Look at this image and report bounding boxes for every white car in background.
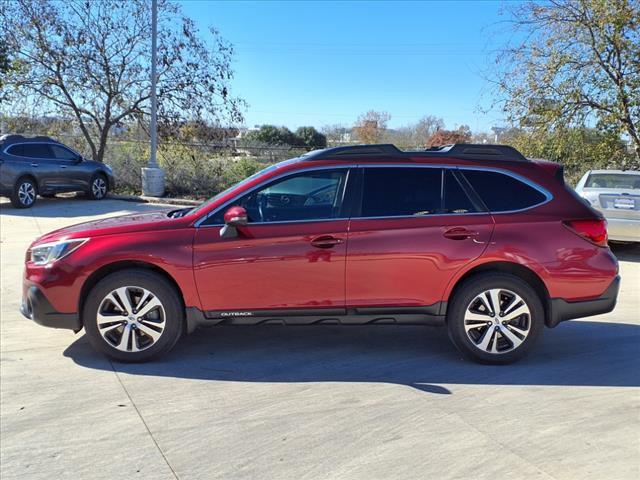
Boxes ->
[575,169,640,243]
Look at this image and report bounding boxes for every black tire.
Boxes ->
[446,273,544,365]
[83,269,184,362]
[10,176,38,208]
[87,173,108,200]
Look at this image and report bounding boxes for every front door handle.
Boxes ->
[310,235,343,248]
[443,227,479,240]
[61,165,67,169]
[31,163,39,167]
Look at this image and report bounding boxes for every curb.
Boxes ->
[109,194,201,206]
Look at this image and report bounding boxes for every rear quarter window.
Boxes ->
[461,170,548,212]
[6,144,25,157]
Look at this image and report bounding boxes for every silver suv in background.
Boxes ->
[575,169,640,243]
[0,135,114,208]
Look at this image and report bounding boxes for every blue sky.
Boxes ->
[179,0,516,133]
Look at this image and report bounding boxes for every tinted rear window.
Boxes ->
[21,143,53,158]
[462,170,547,212]
[585,173,640,190]
[361,168,442,217]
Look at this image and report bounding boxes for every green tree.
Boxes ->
[294,126,327,150]
[493,0,640,157]
[502,127,634,184]
[0,0,244,162]
[0,37,11,93]
[245,125,296,145]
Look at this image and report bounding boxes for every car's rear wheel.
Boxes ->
[447,273,543,364]
[88,173,108,200]
[11,176,38,208]
[83,269,184,362]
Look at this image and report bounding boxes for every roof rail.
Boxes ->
[306,144,404,160]
[437,143,528,161]
[0,134,57,145]
[305,143,528,162]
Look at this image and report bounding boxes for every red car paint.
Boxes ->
[23,150,619,328]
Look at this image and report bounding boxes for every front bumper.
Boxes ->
[20,286,81,331]
[548,275,620,328]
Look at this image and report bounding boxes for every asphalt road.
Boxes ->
[1,196,639,480]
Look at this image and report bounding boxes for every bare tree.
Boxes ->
[493,0,640,156]
[321,124,351,146]
[0,0,244,162]
[353,110,391,144]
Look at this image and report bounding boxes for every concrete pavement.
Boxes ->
[1,196,639,479]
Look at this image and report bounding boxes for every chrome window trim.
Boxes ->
[195,164,353,227]
[2,141,81,160]
[195,163,553,227]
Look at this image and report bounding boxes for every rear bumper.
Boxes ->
[547,275,620,328]
[605,217,640,242]
[20,285,81,331]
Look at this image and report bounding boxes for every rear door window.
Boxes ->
[461,170,548,212]
[21,143,54,159]
[360,168,442,217]
[443,170,479,214]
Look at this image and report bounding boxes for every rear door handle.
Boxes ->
[310,235,343,248]
[443,227,479,240]
[61,165,67,169]
[31,163,39,167]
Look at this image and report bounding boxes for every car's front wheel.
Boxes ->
[11,176,38,208]
[447,273,543,364]
[83,269,184,362]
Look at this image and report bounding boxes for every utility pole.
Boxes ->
[141,0,165,196]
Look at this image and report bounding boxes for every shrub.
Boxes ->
[103,140,271,199]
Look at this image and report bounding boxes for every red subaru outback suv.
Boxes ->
[21,144,620,364]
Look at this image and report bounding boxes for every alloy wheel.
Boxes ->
[96,286,166,352]
[18,182,36,206]
[92,178,107,198]
[464,288,531,354]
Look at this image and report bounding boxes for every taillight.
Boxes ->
[563,219,608,247]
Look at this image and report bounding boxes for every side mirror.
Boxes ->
[220,206,248,238]
[75,154,83,163]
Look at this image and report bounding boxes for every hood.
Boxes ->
[33,209,189,244]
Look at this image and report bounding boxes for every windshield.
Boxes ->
[585,173,640,190]
[188,163,280,217]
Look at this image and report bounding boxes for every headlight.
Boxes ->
[30,239,88,266]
